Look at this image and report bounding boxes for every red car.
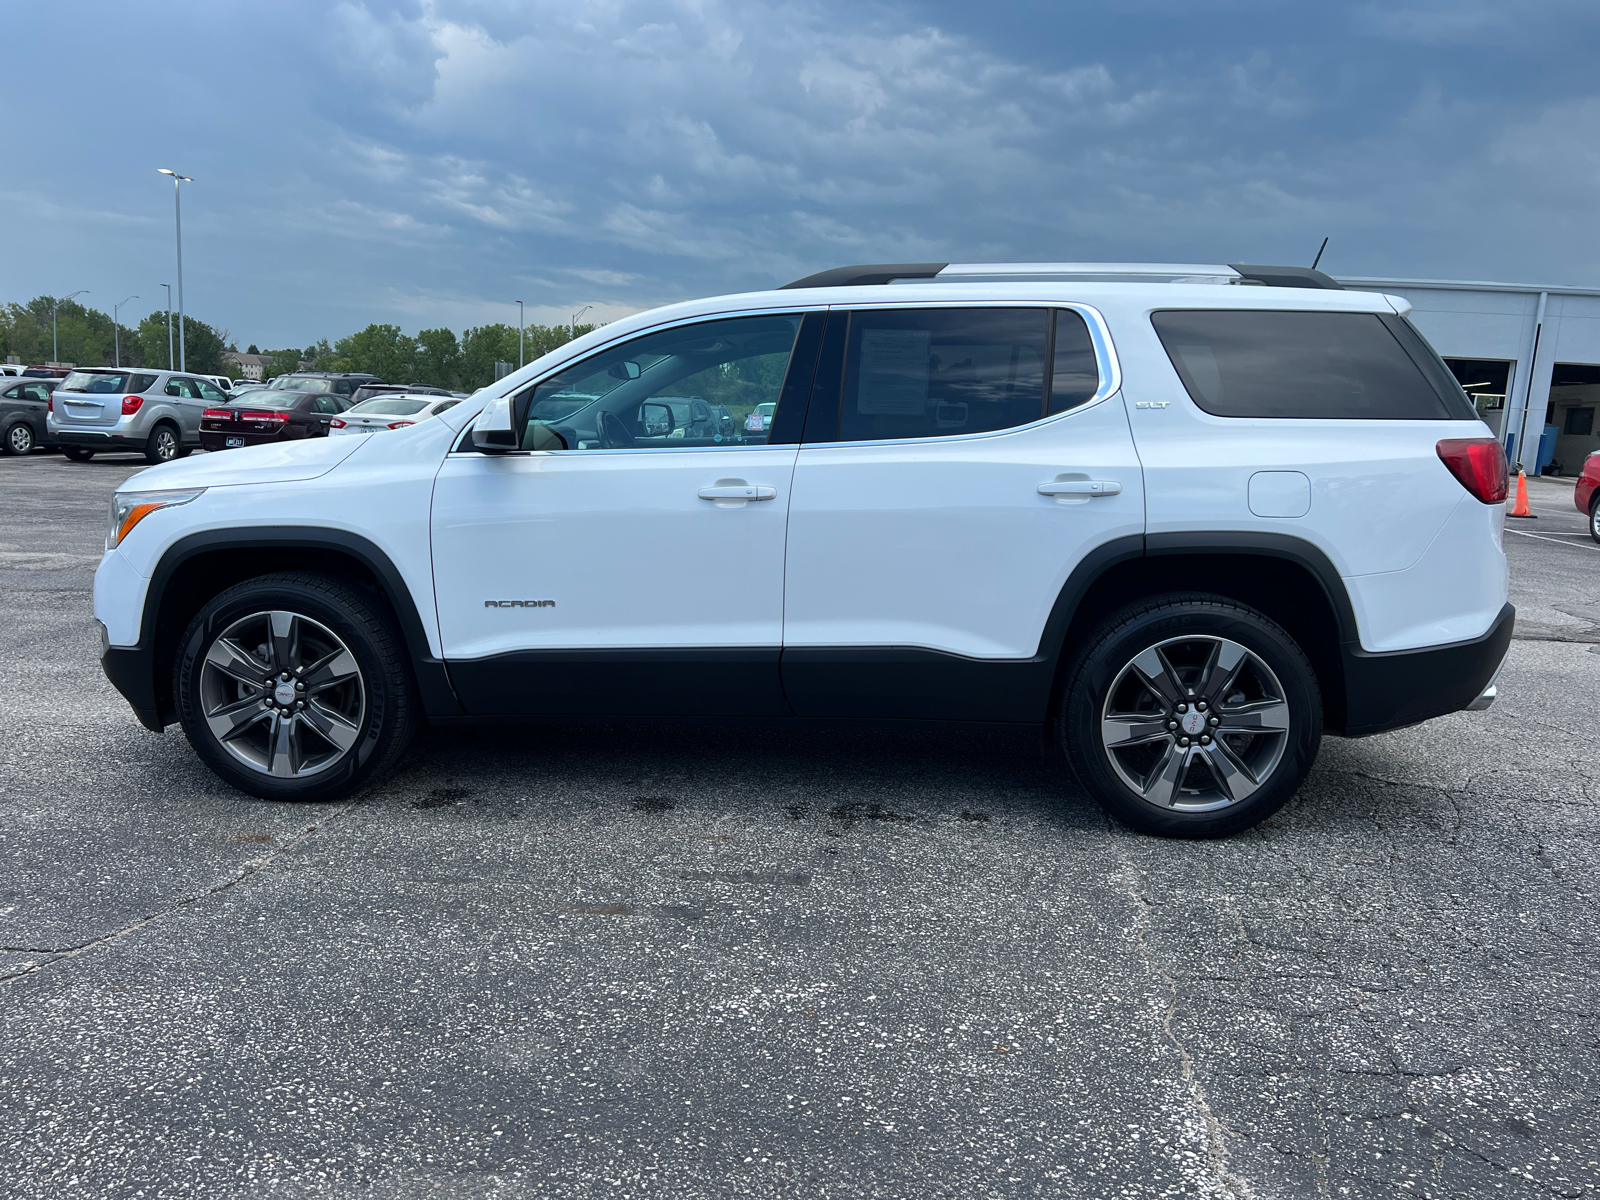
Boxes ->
[199,391,348,450]
[1577,450,1600,543]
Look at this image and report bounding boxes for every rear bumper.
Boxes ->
[1338,603,1514,736]
[199,430,284,449]
[53,429,145,448]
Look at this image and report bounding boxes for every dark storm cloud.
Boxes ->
[3,0,1597,346]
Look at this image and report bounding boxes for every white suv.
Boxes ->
[94,262,1512,837]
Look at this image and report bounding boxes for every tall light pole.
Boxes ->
[570,305,591,340]
[516,300,524,368]
[161,284,173,369]
[53,290,89,365]
[113,295,138,367]
[157,169,193,371]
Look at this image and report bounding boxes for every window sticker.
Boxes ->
[857,328,930,415]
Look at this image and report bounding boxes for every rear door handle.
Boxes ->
[1038,480,1122,497]
[699,485,777,501]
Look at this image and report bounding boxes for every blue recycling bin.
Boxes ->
[1538,424,1558,474]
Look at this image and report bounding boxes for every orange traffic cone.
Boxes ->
[1507,469,1535,519]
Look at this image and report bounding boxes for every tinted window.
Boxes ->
[165,378,199,399]
[1050,310,1099,414]
[313,395,341,414]
[61,370,135,393]
[835,308,1048,443]
[1151,310,1465,420]
[2,385,17,399]
[514,314,802,451]
[21,384,52,402]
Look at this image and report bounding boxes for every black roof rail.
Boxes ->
[1229,264,1344,290]
[780,262,949,289]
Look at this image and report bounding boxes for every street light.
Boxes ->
[161,284,173,369]
[113,295,139,367]
[52,290,89,365]
[157,169,193,371]
[516,300,524,368]
[571,305,591,340]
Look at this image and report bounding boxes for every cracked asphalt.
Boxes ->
[2,454,1597,1199]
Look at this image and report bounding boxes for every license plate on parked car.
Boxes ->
[225,437,244,448]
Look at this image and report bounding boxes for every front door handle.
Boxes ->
[1038,480,1122,497]
[699,485,776,501]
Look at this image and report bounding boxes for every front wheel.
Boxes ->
[1056,594,1322,838]
[1589,494,1600,545]
[174,572,418,801]
[2,422,34,456]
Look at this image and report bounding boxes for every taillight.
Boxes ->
[240,411,288,424]
[1437,438,1509,504]
[122,395,144,415]
[387,421,414,429]
[202,408,232,420]
[330,418,346,428]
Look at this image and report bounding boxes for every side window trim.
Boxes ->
[799,302,1120,448]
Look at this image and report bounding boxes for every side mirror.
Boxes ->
[638,401,674,438]
[607,360,642,381]
[471,394,519,452]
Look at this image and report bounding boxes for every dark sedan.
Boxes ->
[199,391,350,451]
[1,377,58,455]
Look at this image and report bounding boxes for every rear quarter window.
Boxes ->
[1151,310,1475,420]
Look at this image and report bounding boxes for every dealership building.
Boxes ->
[1340,274,1600,475]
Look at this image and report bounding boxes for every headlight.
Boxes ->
[107,488,205,550]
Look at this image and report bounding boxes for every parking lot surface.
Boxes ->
[2,454,1597,1199]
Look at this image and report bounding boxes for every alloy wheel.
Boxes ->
[8,424,32,454]
[155,428,178,461]
[1099,635,1291,813]
[198,610,366,778]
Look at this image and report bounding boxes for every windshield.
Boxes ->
[61,370,135,393]
[230,392,302,410]
[269,376,336,393]
[349,397,429,416]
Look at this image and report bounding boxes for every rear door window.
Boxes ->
[809,308,1101,443]
[194,378,227,402]
[1151,310,1474,420]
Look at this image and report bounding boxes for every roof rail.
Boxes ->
[778,262,1345,290]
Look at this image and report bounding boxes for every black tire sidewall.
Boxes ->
[1060,596,1321,838]
[1590,494,1600,545]
[175,575,408,802]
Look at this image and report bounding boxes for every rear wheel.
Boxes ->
[144,423,180,464]
[174,572,417,801]
[61,446,95,462]
[1589,494,1599,545]
[2,422,33,456]
[1056,593,1321,838]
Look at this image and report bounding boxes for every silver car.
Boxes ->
[47,368,229,463]
[329,394,461,436]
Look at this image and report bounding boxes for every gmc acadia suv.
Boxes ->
[94,262,1512,837]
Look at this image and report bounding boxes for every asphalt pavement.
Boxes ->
[2,451,1597,1199]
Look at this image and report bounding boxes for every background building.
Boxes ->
[1340,275,1600,475]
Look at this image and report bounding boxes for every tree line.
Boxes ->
[0,296,596,392]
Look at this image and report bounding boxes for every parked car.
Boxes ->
[0,377,58,455]
[348,383,466,406]
[658,396,717,439]
[330,395,461,436]
[707,403,736,439]
[265,372,380,398]
[1577,450,1600,543]
[93,260,1512,839]
[25,365,72,379]
[48,368,229,462]
[199,391,349,451]
[0,364,27,378]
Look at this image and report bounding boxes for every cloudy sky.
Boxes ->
[5,0,1598,348]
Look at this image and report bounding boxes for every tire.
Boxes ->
[61,446,95,462]
[144,423,180,464]
[174,572,418,802]
[1589,495,1600,546]
[2,422,33,456]
[1056,593,1321,838]
[176,445,194,458]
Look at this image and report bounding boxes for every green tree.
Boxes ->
[457,321,595,391]
[415,327,462,388]
[333,324,417,383]
[246,344,259,355]
[265,348,302,379]
[133,312,177,370]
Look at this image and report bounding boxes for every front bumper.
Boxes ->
[102,642,165,732]
[1338,603,1515,736]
